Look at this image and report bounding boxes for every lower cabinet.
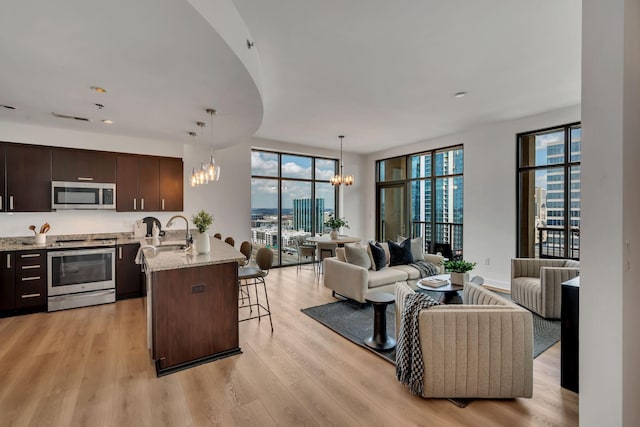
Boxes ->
[15,250,47,309]
[116,244,143,300]
[0,251,16,312]
[1,250,47,315]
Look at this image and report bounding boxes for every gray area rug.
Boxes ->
[301,291,560,407]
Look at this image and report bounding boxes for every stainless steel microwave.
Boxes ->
[51,181,116,210]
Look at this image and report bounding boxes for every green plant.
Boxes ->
[324,215,349,230]
[444,260,476,273]
[191,210,214,233]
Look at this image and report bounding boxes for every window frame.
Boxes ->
[251,149,338,267]
[516,122,581,259]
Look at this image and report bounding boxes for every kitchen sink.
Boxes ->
[153,244,188,252]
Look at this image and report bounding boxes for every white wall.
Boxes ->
[364,105,581,288]
[581,0,640,424]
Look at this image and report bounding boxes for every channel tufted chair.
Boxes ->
[511,258,580,319]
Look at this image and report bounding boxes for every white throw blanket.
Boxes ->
[395,292,441,395]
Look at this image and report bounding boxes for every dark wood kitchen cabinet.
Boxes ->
[52,147,116,183]
[116,154,160,212]
[0,251,15,312]
[5,144,52,212]
[0,143,6,212]
[14,250,47,310]
[159,157,183,211]
[116,243,143,300]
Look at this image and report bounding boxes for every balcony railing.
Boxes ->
[411,221,463,259]
[537,226,580,259]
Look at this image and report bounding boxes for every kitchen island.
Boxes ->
[143,237,245,376]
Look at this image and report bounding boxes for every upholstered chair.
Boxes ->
[394,282,533,399]
[511,258,580,319]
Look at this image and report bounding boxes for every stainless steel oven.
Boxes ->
[47,247,116,311]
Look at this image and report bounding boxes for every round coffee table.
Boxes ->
[417,274,463,304]
[364,292,396,351]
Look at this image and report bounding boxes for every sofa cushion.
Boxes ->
[368,268,408,288]
[391,264,422,280]
[368,242,387,271]
[344,245,372,269]
[388,239,413,266]
[335,247,346,262]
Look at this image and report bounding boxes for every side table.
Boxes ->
[364,292,396,351]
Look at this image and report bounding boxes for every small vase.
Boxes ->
[330,229,339,239]
[195,231,211,254]
[449,272,469,286]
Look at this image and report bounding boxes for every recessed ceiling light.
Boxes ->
[102,119,113,124]
[1,104,16,110]
[90,86,107,93]
[454,91,467,98]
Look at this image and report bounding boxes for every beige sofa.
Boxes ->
[395,281,533,399]
[511,258,580,319]
[323,243,445,303]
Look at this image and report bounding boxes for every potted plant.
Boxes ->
[191,210,214,254]
[444,259,477,285]
[324,215,349,239]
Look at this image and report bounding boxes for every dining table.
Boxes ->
[305,235,361,246]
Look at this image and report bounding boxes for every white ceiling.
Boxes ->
[0,0,581,154]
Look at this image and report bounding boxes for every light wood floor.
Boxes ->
[0,266,578,427]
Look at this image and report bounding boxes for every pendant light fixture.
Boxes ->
[205,108,221,181]
[330,135,354,186]
[189,107,221,187]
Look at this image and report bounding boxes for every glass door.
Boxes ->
[378,185,406,242]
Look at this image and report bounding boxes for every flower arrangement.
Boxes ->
[444,260,476,273]
[191,210,214,233]
[324,214,349,230]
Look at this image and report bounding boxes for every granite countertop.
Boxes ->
[0,230,191,252]
[142,236,245,272]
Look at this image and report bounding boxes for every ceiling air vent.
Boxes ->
[51,112,91,122]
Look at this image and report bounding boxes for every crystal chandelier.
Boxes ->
[190,108,221,187]
[330,135,354,186]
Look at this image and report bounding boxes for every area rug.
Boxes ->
[301,294,560,407]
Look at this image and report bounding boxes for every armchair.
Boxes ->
[511,258,580,319]
[394,282,533,398]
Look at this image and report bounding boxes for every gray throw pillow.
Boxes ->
[344,245,372,269]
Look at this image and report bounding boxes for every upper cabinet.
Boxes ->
[117,154,172,212]
[52,147,116,183]
[159,158,183,211]
[5,144,51,212]
[0,143,5,211]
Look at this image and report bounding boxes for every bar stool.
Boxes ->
[225,236,235,247]
[238,247,274,331]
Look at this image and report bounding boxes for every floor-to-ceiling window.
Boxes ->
[376,145,464,259]
[251,150,338,266]
[517,123,581,259]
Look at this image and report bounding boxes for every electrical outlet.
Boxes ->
[484,257,490,265]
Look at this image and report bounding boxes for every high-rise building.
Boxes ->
[293,198,324,233]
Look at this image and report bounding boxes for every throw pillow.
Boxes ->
[387,239,414,266]
[368,241,387,271]
[344,245,372,269]
[366,244,377,271]
[403,236,424,262]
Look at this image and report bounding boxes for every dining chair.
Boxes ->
[238,247,274,332]
[316,242,338,274]
[294,238,316,275]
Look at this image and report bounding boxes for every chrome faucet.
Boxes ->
[166,215,193,247]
